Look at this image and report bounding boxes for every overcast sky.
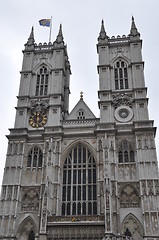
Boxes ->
[0,0,159,186]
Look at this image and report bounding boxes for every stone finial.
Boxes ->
[98,19,108,43]
[80,91,83,100]
[130,16,140,38]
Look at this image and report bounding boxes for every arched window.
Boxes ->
[118,140,135,163]
[27,147,43,168]
[77,109,85,120]
[35,66,49,96]
[61,144,97,216]
[114,60,128,90]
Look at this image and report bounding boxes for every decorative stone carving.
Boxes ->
[13,186,18,200]
[141,181,147,195]
[1,186,6,200]
[7,186,13,200]
[120,185,140,208]
[112,93,133,109]
[21,188,39,212]
[30,99,49,112]
[147,180,154,195]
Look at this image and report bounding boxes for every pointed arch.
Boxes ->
[26,145,43,169]
[110,54,130,66]
[35,65,49,96]
[111,56,130,90]
[33,60,52,73]
[61,139,97,166]
[118,139,135,163]
[121,213,144,240]
[61,141,97,216]
[16,216,37,240]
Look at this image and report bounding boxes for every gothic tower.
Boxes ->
[0,18,159,240]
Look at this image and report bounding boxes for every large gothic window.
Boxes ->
[27,147,43,168]
[35,66,49,96]
[61,144,97,216]
[114,60,128,90]
[118,140,135,163]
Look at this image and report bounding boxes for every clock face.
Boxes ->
[29,111,47,128]
[114,105,133,123]
[119,108,129,118]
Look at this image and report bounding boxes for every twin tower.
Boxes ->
[0,17,159,240]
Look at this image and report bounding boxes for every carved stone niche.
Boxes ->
[121,214,144,240]
[16,216,37,240]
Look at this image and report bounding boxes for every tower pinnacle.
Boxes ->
[98,20,108,43]
[130,16,140,38]
[26,26,35,46]
[54,24,64,45]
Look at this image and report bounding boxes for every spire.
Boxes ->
[26,26,35,46]
[53,24,64,46]
[130,16,140,38]
[98,20,108,43]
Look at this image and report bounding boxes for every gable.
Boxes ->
[67,98,96,120]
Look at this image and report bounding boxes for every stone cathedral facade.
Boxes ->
[0,17,159,240]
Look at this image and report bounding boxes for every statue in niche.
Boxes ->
[137,136,142,149]
[124,228,132,237]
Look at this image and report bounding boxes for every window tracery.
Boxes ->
[27,147,43,168]
[114,60,128,90]
[35,66,49,96]
[61,144,97,216]
[118,140,135,163]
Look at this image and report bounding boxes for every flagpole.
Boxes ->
[49,16,52,42]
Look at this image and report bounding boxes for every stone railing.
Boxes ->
[63,118,100,126]
[104,237,133,240]
[48,215,104,223]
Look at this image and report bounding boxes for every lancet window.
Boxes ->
[61,144,97,216]
[118,140,135,163]
[35,66,49,96]
[27,147,43,168]
[114,60,128,90]
[77,109,85,120]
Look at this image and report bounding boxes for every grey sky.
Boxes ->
[0,0,159,185]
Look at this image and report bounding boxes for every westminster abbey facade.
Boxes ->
[0,17,159,240]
